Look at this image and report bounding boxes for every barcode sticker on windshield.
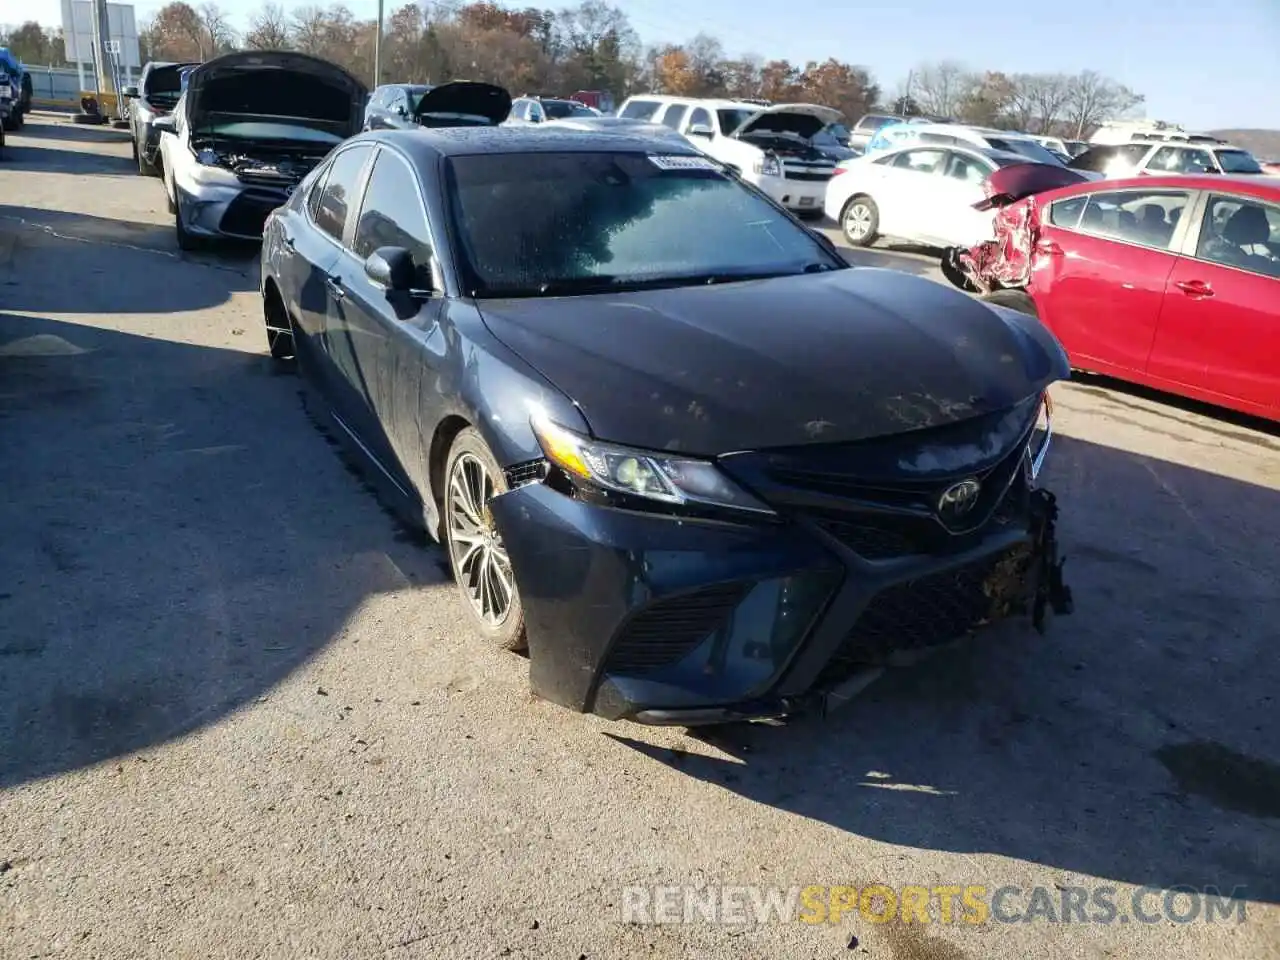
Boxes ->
[647,154,722,171]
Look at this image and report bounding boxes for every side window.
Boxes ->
[919,132,959,145]
[353,150,434,286]
[944,152,991,183]
[891,149,946,174]
[661,104,688,130]
[510,100,526,120]
[307,163,332,221]
[687,107,712,131]
[1149,146,1214,174]
[1076,190,1191,250]
[529,102,544,123]
[619,99,660,120]
[1195,195,1280,279]
[371,88,389,108]
[314,145,372,243]
[1048,196,1087,228]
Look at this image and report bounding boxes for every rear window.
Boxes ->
[855,115,896,133]
[984,137,1064,165]
[543,100,594,120]
[145,65,187,101]
[1068,144,1147,173]
[717,108,757,135]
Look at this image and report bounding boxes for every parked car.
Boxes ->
[257,124,1073,724]
[122,61,199,176]
[153,51,370,250]
[824,143,1047,248]
[846,113,903,150]
[0,46,26,131]
[508,96,598,123]
[941,170,1280,422]
[1068,140,1266,179]
[811,122,860,161]
[615,95,842,216]
[364,83,433,130]
[866,122,1067,166]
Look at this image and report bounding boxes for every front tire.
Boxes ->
[840,195,879,247]
[174,203,198,251]
[138,143,159,177]
[444,428,527,652]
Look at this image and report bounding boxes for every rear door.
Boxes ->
[328,145,447,497]
[1031,186,1194,375]
[1148,192,1280,415]
[935,150,998,246]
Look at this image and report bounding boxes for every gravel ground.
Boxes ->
[1,115,1278,960]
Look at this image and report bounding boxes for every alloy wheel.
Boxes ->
[447,452,516,627]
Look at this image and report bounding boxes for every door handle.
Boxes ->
[324,275,346,300]
[1174,279,1214,299]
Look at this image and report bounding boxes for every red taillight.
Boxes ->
[831,167,848,176]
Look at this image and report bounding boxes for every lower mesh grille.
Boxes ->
[505,459,547,487]
[219,193,283,237]
[817,546,1032,686]
[605,582,751,676]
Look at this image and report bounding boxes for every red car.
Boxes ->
[942,168,1280,422]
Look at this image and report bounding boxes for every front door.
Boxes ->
[1148,192,1280,416]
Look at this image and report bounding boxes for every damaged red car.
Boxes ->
[942,167,1280,422]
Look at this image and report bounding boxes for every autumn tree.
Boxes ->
[1064,70,1143,138]
[0,21,66,65]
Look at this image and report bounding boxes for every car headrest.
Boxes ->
[1222,204,1271,245]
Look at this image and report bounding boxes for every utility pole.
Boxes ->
[373,0,384,87]
[90,0,115,99]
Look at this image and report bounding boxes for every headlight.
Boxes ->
[1027,392,1053,481]
[752,153,782,178]
[531,414,775,516]
[188,149,240,186]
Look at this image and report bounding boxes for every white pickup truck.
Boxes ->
[615,95,842,216]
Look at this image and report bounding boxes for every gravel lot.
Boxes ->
[2,115,1278,960]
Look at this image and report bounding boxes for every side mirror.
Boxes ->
[687,124,713,138]
[395,104,407,117]
[152,114,176,134]
[122,85,139,98]
[364,246,431,297]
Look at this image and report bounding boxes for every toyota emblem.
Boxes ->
[937,478,982,523]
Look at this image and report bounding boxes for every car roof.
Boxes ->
[378,82,431,91]
[357,126,704,160]
[623,94,760,111]
[1048,173,1280,201]
[872,142,1029,164]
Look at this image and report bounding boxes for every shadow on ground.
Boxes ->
[609,432,1280,904]
[0,138,136,175]
[0,313,449,790]
[16,116,134,144]
[0,203,258,312]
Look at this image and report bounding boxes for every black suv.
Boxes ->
[122,61,197,176]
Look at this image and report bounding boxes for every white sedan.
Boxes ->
[823,143,1033,249]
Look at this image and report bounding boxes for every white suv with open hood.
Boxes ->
[615,95,842,215]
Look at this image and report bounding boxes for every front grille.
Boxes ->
[817,545,1032,686]
[218,193,285,238]
[604,582,751,676]
[785,170,834,182]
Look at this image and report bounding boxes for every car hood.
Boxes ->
[733,103,844,141]
[414,81,511,125]
[185,51,366,132]
[477,268,1069,455]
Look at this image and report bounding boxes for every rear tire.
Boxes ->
[981,289,1038,317]
[840,195,879,247]
[443,428,527,653]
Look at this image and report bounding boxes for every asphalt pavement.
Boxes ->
[2,115,1278,960]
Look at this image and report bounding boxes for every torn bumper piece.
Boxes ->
[489,471,1073,726]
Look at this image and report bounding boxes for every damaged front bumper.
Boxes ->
[490,426,1073,725]
[175,181,292,241]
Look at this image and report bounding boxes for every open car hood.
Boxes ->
[973,162,1089,211]
[413,81,511,126]
[734,103,844,140]
[185,51,366,134]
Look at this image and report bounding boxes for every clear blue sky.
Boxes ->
[15,0,1280,130]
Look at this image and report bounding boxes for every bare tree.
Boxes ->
[244,2,291,49]
[198,2,236,54]
[909,61,973,118]
[1028,73,1072,133]
[1064,70,1143,138]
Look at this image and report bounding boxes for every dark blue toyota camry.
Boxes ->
[259,107,1073,726]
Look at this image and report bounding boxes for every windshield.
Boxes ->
[856,114,896,132]
[197,120,343,144]
[406,87,433,112]
[543,100,595,119]
[146,65,189,104]
[717,108,756,134]
[446,151,843,298]
[984,137,1065,166]
[1216,149,1263,174]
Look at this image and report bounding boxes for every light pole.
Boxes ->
[373,0,384,87]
